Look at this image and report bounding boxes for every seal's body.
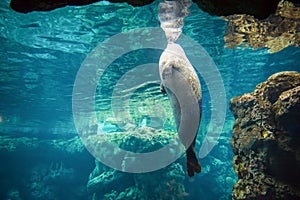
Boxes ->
[159,43,202,177]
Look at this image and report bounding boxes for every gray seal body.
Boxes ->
[159,43,202,177]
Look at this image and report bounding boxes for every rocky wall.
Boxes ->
[230,71,300,199]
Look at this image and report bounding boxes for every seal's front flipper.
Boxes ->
[160,83,166,95]
[186,146,201,177]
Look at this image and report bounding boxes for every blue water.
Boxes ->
[0,0,299,199]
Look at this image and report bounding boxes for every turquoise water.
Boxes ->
[0,0,299,199]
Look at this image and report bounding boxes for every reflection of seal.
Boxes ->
[159,43,202,177]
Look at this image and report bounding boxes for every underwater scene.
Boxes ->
[1,0,300,199]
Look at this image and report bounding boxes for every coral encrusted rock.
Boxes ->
[230,71,300,200]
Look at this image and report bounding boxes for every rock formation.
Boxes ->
[85,127,188,200]
[0,135,94,199]
[223,0,300,53]
[88,160,187,200]
[230,71,300,199]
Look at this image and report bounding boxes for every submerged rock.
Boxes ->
[0,135,86,155]
[230,71,300,199]
[0,135,94,199]
[89,160,186,200]
[85,127,188,200]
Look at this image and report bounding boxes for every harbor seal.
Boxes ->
[159,43,202,177]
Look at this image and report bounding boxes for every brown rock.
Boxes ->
[230,71,300,199]
[273,86,300,128]
[223,0,300,53]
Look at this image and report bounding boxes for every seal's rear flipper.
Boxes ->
[186,147,201,177]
